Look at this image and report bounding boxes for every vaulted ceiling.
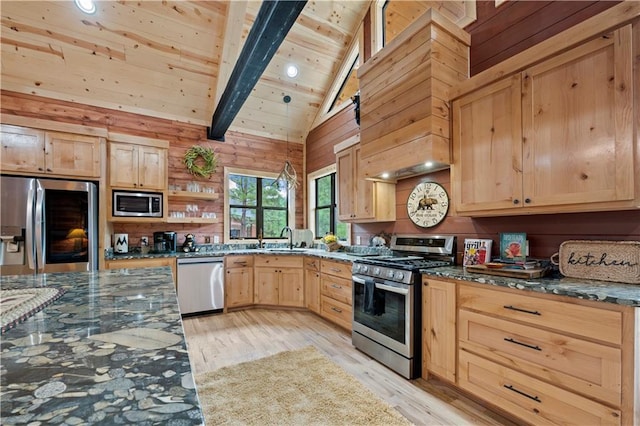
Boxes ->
[1,1,475,144]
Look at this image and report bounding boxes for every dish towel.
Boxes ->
[364,278,375,313]
[363,279,385,316]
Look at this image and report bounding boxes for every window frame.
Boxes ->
[224,167,295,244]
[307,165,351,244]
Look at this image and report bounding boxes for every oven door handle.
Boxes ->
[375,283,409,295]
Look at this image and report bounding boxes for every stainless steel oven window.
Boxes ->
[352,275,414,357]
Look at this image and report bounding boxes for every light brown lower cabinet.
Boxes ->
[224,255,254,309]
[253,255,304,307]
[458,351,621,425]
[319,259,352,330]
[455,282,637,426]
[304,257,321,314]
[422,277,456,383]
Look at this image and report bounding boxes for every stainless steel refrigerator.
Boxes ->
[1,175,98,275]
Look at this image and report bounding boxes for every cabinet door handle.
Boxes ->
[513,199,520,205]
[503,385,541,403]
[331,307,342,313]
[524,198,531,204]
[504,337,541,351]
[503,305,541,316]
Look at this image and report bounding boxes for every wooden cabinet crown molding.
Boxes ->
[1,115,108,138]
[107,132,169,149]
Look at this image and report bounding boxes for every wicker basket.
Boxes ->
[551,240,640,284]
[325,242,343,252]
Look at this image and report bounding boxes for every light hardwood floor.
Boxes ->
[183,308,517,426]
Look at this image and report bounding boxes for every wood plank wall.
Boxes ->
[0,90,304,248]
[465,0,621,76]
[306,3,639,261]
[353,171,640,261]
[306,103,359,172]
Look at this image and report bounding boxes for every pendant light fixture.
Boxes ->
[274,95,298,190]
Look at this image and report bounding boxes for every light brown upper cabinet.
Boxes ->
[108,135,168,191]
[1,124,101,178]
[336,141,395,223]
[452,25,636,216]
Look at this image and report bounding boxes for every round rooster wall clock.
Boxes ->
[406,182,449,228]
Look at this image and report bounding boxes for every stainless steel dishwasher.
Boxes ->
[176,256,224,316]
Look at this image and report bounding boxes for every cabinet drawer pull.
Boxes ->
[330,306,343,313]
[503,305,541,316]
[504,337,541,351]
[331,284,341,289]
[503,385,541,403]
[329,267,341,273]
[233,261,247,265]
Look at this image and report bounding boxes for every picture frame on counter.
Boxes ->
[499,233,527,263]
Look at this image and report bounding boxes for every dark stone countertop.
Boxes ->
[105,246,384,263]
[105,247,640,307]
[422,266,640,307]
[0,267,203,425]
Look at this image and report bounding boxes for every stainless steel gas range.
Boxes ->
[351,234,456,379]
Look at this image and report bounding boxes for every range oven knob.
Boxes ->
[373,267,381,276]
[386,270,394,279]
[360,265,368,273]
[395,271,405,281]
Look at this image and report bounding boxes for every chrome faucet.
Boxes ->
[280,226,293,250]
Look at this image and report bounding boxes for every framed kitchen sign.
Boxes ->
[553,240,640,284]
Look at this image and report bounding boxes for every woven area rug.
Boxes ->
[195,346,412,426]
[1,287,65,333]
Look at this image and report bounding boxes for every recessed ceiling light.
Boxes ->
[286,64,299,78]
[381,172,390,179]
[75,0,96,14]
[425,161,433,168]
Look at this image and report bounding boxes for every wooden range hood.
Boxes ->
[357,9,470,180]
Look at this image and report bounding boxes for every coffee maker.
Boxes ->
[153,231,177,253]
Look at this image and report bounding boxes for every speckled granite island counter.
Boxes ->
[0,267,203,425]
[422,266,640,306]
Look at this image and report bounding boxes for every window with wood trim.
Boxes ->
[227,172,290,240]
[308,166,349,243]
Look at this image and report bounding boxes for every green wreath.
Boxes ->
[183,145,218,179]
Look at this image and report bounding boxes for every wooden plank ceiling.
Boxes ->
[1,1,474,144]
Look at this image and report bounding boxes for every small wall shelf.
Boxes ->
[168,190,219,200]
[166,217,219,224]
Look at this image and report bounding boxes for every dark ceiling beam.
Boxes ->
[207,0,308,141]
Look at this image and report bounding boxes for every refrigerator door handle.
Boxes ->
[34,179,45,271]
[26,179,37,270]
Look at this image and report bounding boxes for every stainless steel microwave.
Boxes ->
[113,190,163,217]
